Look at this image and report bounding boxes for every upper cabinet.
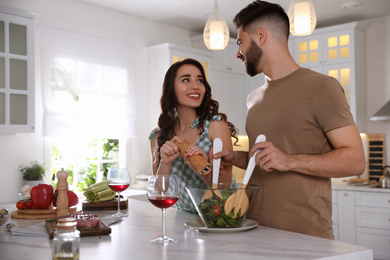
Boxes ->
[293,28,356,68]
[210,39,245,74]
[290,22,368,132]
[0,8,38,134]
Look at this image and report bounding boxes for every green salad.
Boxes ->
[198,190,244,228]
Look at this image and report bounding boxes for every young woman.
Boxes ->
[149,58,237,212]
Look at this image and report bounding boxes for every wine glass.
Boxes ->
[107,168,131,218]
[147,175,180,244]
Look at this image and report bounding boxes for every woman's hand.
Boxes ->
[183,144,208,161]
[160,136,183,164]
[183,144,208,170]
[183,144,211,183]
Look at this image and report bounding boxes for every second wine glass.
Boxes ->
[107,168,131,218]
[147,174,180,244]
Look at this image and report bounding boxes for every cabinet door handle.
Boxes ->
[344,193,348,197]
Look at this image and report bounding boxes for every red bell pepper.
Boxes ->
[53,190,79,207]
[30,184,54,209]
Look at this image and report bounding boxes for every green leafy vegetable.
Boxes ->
[198,190,244,228]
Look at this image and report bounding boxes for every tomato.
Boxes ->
[30,184,54,209]
[16,200,25,210]
[223,200,226,205]
[213,205,221,209]
[52,190,79,207]
[213,208,221,216]
[25,200,33,209]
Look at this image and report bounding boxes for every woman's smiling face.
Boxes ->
[174,64,206,109]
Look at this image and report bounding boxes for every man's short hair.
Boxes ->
[233,0,290,40]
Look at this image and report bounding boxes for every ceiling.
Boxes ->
[79,0,390,37]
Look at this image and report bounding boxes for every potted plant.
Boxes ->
[20,161,47,187]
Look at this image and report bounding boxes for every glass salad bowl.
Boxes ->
[186,183,259,228]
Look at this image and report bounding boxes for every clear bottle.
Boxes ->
[52,217,80,260]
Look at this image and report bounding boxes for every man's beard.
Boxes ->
[246,40,263,77]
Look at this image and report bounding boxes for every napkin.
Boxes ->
[100,216,122,226]
[11,222,49,237]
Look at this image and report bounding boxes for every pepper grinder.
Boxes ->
[56,169,69,217]
[175,137,211,176]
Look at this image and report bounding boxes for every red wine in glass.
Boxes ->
[147,175,180,244]
[108,183,130,192]
[107,168,131,218]
[148,196,178,209]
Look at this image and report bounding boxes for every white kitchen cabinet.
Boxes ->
[355,192,390,259]
[211,38,245,74]
[291,21,367,133]
[148,43,212,129]
[293,27,357,67]
[0,8,37,133]
[337,190,356,244]
[332,187,390,260]
[211,69,247,134]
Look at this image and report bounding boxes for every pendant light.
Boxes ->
[203,0,229,50]
[287,0,317,36]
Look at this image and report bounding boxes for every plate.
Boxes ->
[185,218,258,233]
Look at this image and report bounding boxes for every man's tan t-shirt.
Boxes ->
[245,68,356,239]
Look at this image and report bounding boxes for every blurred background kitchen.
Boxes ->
[0,0,389,202]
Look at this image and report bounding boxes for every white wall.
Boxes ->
[0,0,198,203]
[366,16,390,165]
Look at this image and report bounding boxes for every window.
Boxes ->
[39,26,137,189]
[50,138,122,191]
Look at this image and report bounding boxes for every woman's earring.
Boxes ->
[174,108,179,117]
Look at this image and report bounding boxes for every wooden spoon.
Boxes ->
[224,135,266,218]
[202,138,223,201]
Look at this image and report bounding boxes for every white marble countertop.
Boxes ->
[0,192,373,260]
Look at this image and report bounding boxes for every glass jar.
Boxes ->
[52,217,80,260]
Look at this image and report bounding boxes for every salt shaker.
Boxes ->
[52,217,80,260]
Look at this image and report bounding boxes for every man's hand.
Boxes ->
[213,149,249,170]
[249,141,292,172]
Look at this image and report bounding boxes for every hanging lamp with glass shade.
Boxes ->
[203,0,229,50]
[287,0,317,36]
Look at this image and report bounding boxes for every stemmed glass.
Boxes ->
[147,175,180,244]
[107,168,131,218]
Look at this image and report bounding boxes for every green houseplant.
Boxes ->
[20,161,47,186]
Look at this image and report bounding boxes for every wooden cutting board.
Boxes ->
[45,219,111,239]
[11,207,79,219]
[82,197,128,210]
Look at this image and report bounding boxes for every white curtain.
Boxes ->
[39,25,137,138]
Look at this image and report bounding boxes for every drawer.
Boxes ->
[356,227,390,260]
[356,206,390,229]
[355,191,390,208]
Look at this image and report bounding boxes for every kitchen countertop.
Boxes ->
[332,180,390,193]
[0,192,373,260]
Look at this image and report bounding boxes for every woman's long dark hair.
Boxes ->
[153,58,238,161]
